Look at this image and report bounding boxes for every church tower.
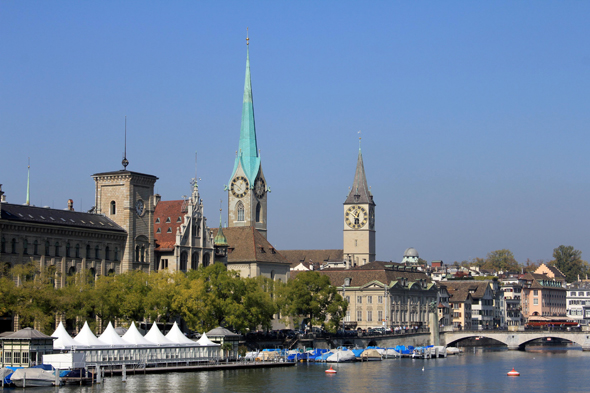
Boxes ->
[226,37,268,238]
[343,142,375,267]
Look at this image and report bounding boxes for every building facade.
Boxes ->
[520,273,566,320]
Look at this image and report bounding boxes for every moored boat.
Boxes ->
[10,367,56,387]
[360,349,382,361]
[326,349,356,363]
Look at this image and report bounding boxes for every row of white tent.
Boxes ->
[52,321,220,350]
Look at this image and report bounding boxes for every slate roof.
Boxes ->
[520,273,566,290]
[3,327,55,340]
[280,249,344,268]
[0,203,125,233]
[210,227,290,265]
[91,169,158,181]
[154,200,185,251]
[292,261,432,289]
[344,148,374,205]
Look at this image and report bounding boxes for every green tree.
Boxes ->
[278,271,347,332]
[551,245,589,283]
[11,263,56,333]
[482,249,519,272]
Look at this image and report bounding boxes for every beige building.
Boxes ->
[447,285,473,330]
[520,272,566,320]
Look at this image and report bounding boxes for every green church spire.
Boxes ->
[229,35,261,185]
[26,158,30,206]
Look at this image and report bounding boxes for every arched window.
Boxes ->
[94,245,100,260]
[54,242,60,257]
[256,202,261,223]
[107,269,115,276]
[67,266,76,276]
[33,240,38,255]
[114,247,119,261]
[180,251,188,271]
[105,246,110,261]
[110,201,116,215]
[75,244,80,258]
[135,246,140,262]
[202,253,210,268]
[86,244,91,258]
[65,243,71,258]
[237,201,245,221]
[23,239,28,255]
[45,241,51,256]
[191,253,198,270]
[11,238,17,254]
[141,246,145,262]
[0,237,5,253]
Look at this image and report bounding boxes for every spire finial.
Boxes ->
[26,157,30,205]
[122,116,129,169]
[246,27,249,46]
[358,130,362,150]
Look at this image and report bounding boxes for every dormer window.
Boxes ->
[176,217,182,223]
[167,228,172,233]
[156,218,160,224]
[166,217,171,223]
[156,228,161,234]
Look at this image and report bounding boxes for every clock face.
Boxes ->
[345,205,368,229]
[135,200,145,216]
[254,178,266,199]
[230,176,249,198]
[369,208,375,229]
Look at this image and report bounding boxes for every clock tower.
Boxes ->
[343,143,375,267]
[226,39,268,238]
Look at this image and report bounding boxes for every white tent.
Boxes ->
[51,322,85,350]
[165,322,195,345]
[196,332,219,347]
[74,322,106,347]
[122,322,153,346]
[99,322,132,346]
[144,322,175,346]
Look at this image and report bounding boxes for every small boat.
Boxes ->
[326,349,356,363]
[360,349,382,361]
[446,347,463,355]
[10,368,56,387]
[382,348,401,358]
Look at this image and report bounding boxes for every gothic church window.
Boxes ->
[191,253,198,270]
[256,203,261,222]
[110,201,116,215]
[180,252,187,271]
[237,201,244,221]
[135,246,140,261]
[141,246,145,262]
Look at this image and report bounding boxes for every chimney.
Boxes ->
[67,199,74,211]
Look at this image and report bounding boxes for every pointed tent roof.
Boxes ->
[344,146,374,205]
[99,322,132,346]
[229,46,261,185]
[196,332,220,347]
[74,322,105,347]
[52,322,83,350]
[165,322,196,346]
[144,322,175,346]
[121,322,153,346]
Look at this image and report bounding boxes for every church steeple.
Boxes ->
[229,43,261,185]
[345,142,373,205]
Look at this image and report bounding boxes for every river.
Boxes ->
[23,346,590,393]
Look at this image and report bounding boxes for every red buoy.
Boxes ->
[507,368,520,377]
[325,366,337,374]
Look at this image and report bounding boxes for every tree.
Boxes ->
[278,271,347,332]
[482,249,519,272]
[551,245,589,283]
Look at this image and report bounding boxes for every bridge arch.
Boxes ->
[443,331,590,351]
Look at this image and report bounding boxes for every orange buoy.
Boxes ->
[507,368,520,377]
[325,366,337,374]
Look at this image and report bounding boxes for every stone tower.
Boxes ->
[92,169,158,272]
[226,42,268,238]
[343,144,376,267]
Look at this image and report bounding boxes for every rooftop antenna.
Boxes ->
[26,157,30,205]
[122,116,129,169]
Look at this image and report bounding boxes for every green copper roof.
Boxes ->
[214,214,228,247]
[229,46,261,185]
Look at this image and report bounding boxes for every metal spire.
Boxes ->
[26,158,30,205]
[122,116,129,169]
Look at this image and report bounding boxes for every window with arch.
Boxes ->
[105,246,110,261]
[191,253,198,270]
[0,237,5,253]
[66,243,71,258]
[33,240,38,255]
[114,247,119,261]
[202,253,210,267]
[67,266,76,276]
[75,244,80,258]
[237,201,245,221]
[11,238,17,254]
[23,239,28,255]
[54,242,60,257]
[141,246,145,262]
[46,241,51,256]
[110,201,116,215]
[135,246,140,262]
[256,202,261,223]
[86,244,91,258]
[180,251,188,271]
[94,245,100,260]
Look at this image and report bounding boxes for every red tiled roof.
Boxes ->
[154,200,184,251]
[210,227,290,265]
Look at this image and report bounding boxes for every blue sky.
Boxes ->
[1,1,589,265]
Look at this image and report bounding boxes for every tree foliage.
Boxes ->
[551,245,589,283]
[482,249,520,272]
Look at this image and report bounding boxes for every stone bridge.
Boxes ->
[442,330,590,351]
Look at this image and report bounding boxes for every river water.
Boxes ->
[24,346,590,393]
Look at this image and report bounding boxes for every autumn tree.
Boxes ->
[551,245,589,283]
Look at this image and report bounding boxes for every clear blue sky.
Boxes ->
[2,1,589,265]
